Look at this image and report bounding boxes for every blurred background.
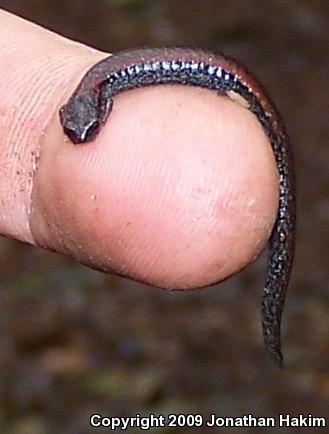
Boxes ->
[0,1,328,433]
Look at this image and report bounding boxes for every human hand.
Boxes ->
[0,9,278,289]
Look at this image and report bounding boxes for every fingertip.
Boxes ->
[31,83,279,289]
[0,11,278,289]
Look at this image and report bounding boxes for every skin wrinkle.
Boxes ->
[27,68,80,240]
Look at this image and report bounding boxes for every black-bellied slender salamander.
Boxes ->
[59,47,296,368]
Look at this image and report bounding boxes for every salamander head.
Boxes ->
[59,93,102,144]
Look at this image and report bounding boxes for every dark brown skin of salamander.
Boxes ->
[59,47,296,368]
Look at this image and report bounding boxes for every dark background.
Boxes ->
[0,1,328,433]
